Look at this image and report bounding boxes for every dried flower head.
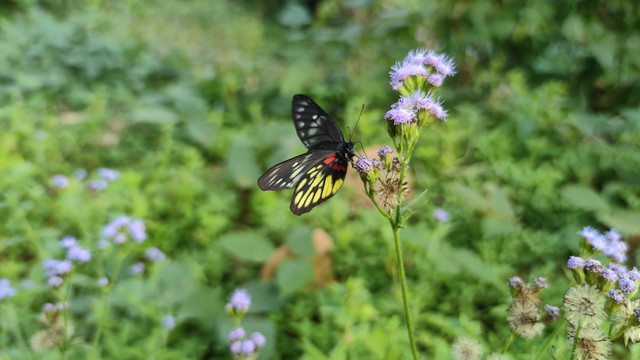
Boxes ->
[533,277,547,290]
[563,285,605,328]
[373,170,408,212]
[451,336,483,360]
[572,327,610,360]
[507,301,544,338]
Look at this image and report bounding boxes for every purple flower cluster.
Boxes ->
[0,279,16,300]
[101,216,148,245]
[389,48,456,90]
[384,91,448,125]
[226,289,251,313]
[355,157,383,174]
[50,174,69,189]
[163,315,176,330]
[433,208,450,222]
[44,236,92,288]
[578,227,627,262]
[49,167,120,193]
[228,327,266,358]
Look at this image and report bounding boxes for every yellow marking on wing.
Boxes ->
[332,178,343,193]
[304,191,315,208]
[311,174,323,188]
[299,189,312,208]
[313,186,322,203]
[294,191,304,205]
[323,176,333,198]
[298,178,307,188]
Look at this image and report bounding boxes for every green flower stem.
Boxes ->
[501,331,515,354]
[569,322,582,360]
[535,322,566,360]
[390,222,419,360]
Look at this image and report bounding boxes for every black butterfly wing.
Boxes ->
[292,94,346,150]
[289,151,349,215]
[258,150,334,191]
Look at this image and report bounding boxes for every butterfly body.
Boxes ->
[258,95,355,215]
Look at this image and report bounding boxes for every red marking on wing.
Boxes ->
[323,153,337,165]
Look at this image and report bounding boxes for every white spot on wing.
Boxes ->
[312,115,318,119]
[297,107,305,112]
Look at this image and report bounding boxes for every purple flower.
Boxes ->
[355,158,374,174]
[250,332,266,348]
[42,303,56,313]
[371,159,384,170]
[130,262,145,275]
[389,60,428,89]
[604,239,628,263]
[628,267,640,281]
[103,216,131,238]
[87,179,108,192]
[425,53,456,76]
[508,276,524,289]
[385,96,416,125]
[162,315,175,330]
[97,167,120,181]
[228,327,246,342]
[605,229,621,242]
[567,256,585,269]
[409,91,447,120]
[600,269,618,282]
[97,277,109,287]
[405,48,430,64]
[129,220,147,242]
[433,208,450,222]
[43,259,61,276]
[377,146,392,157]
[228,289,251,312]
[60,236,77,248]
[427,74,444,87]
[533,277,547,289]
[578,226,599,242]
[56,260,74,274]
[544,305,559,320]
[67,246,91,262]
[635,307,640,322]
[585,259,603,273]
[72,168,87,180]
[619,277,637,294]
[589,235,608,252]
[50,174,69,189]
[230,341,242,354]
[145,247,166,261]
[607,289,626,304]
[241,339,256,354]
[608,263,627,276]
[0,279,16,300]
[48,276,63,288]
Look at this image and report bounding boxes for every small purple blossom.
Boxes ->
[0,279,17,300]
[605,229,621,242]
[635,307,640,322]
[600,269,618,282]
[389,60,428,89]
[129,220,147,242]
[230,341,242,354]
[42,303,56,313]
[385,96,417,125]
[508,276,524,289]
[533,277,547,289]
[103,216,131,238]
[377,146,392,157]
[578,226,599,242]
[544,305,560,320]
[228,289,251,312]
[405,48,430,64]
[97,277,109,287]
[48,276,63,288]
[60,236,77,248]
[608,263,627,276]
[433,208,450,222]
[67,246,91,262]
[145,247,166,261]
[72,168,87,180]
[241,339,256,354]
[567,256,585,269]
[97,167,120,181]
[589,235,608,252]
[250,332,266,348]
[56,260,74,274]
[432,54,457,76]
[619,277,637,294]
[228,327,246,343]
[628,267,640,282]
[130,262,145,275]
[604,239,628,263]
[427,73,444,87]
[87,179,108,192]
[409,91,447,120]
[371,159,384,170]
[50,174,69,189]
[607,289,626,304]
[585,259,603,273]
[43,259,61,276]
[355,158,374,174]
[162,315,175,330]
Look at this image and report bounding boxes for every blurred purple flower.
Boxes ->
[433,208,450,222]
[145,247,166,261]
[250,332,266,348]
[228,327,246,343]
[0,279,17,299]
[97,167,120,181]
[67,246,91,263]
[50,174,69,189]
[130,262,145,275]
[228,289,251,312]
[60,236,77,248]
[87,179,108,192]
[162,315,175,330]
[355,158,374,174]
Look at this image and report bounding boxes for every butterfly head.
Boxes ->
[339,140,356,165]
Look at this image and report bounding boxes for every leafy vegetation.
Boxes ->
[0,0,638,359]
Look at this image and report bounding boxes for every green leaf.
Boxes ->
[481,216,520,238]
[130,106,178,124]
[400,188,429,222]
[177,287,222,325]
[286,226,315,257]
[186,120,216,147]
[219,231,274,262]
[448,183,487,211]
[487,186,515,219]
[276,259,313,296]
[226,135,261,189]
[597,211,640,235]
[561,185,610,212]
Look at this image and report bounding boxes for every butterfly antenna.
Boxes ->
[349,103,365,141]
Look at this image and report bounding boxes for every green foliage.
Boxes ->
[0,0,639,359]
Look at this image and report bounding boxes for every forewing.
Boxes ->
[289,153,349,215]
[292,94,345,150]
[258,151,333,191]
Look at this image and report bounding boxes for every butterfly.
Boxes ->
[258,94,356,215]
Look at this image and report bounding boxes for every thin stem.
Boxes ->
[569,322,582,360]
[535,322,566,360]
[501,331,515,354]
[391,223,419,360]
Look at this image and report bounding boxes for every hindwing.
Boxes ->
[289,152,349,215]
[257,150,334,191]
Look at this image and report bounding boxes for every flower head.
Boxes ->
[606,289,626,304]
[60,236,77,248]
[240,339,256,355]
[373,170,408,212]
[145,247,166,261]
[533,277,547,290]
[377,146,392,157]
[0,279,17,300]
[72,168,87,180]
[619,277,636,294]
[162,315,175,330]
[50,175,69,189]
[97,167,120,181]
[572,327,610,360]
[228,289,251,313]
[47,276,63,288]
[355,158,374,174]
[228,327,246,343]
[451,336,483,360]
[508,276,524,289]
[66,246,91,263]
[433,208,450,222]
[384,96,416,125]
[544,304,560,320]
[605,229,621,242]
[563,285,606,328]
[567,256,586,269]
[130,262,145,275]
[87,179,108,192]
[129,220,147,242]
[97,277,109,287]
[507,301,544,338]
[250,332,266,348]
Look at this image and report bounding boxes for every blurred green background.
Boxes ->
[0,0,639,358]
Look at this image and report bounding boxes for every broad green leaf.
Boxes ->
[177,287,222,325]
[487,186,515,219]
[226,135,261,189]
[482,216,520,238]
[597,211,640,235]
[286,226,315,257]
[449,183,487,211]
[219,231,274,262]
[276,259,313,296]
[561,185,610,212]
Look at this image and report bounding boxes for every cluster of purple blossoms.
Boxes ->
[49,167,120,192]
[226,289,251,314]
[228,327,266,359]
[145,247,166,261]
[433,208,450,222]
[389,48,456,91]
[44,236,91,288]
[0,279,16,300]
[578,226,627,263]
[355,157,383,174]
[50,174,69,189]
[163,315,176,330]
[101,216,148,245]
[385,91,448,125]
